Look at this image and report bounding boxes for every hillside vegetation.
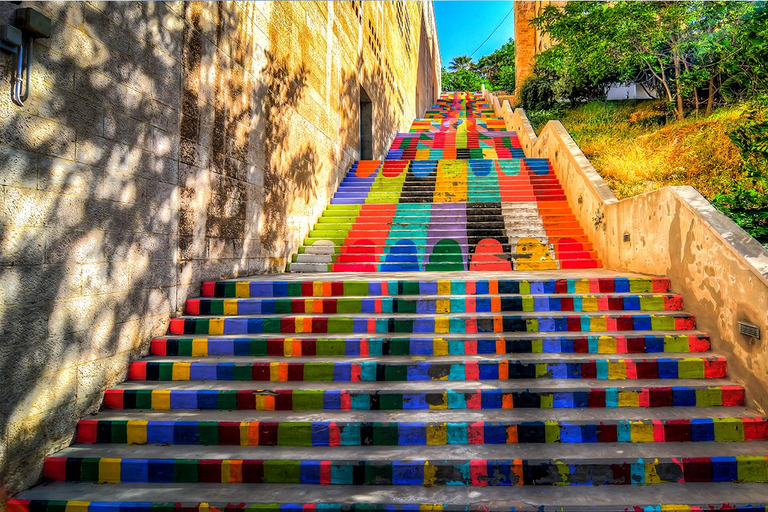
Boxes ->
[529,100,768,245]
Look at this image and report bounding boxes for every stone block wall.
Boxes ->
[513,0,565,94]
[0,0,440,494]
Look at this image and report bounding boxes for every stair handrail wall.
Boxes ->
[485,89,768,414]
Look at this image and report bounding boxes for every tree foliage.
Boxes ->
[441,39,516,92]
[441,67,484,92]
[448,55,473,71]
[712,96,768,244]
[532,1,768,119]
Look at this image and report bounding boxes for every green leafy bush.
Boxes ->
[713,97,768,245]
[519,75,557,111]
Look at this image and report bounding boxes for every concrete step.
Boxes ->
[149,332,712,357]
[330,198,568,204]
[39,442,768,485]
[126,355,727,383]
[201,274,671,298]
[13,481,768,510]
[338,185,561,190]
[298,238,598,252]
[80,405,767,423]
[75,407,767,446]
[166,311,697,336]
[102,378,745,411]
[300,237,596,249]
[292,251,598,263]
[186,293,683,316]
[288,260,602,273]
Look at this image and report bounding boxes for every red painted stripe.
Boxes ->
[320,460,332,484]
[704,358,727,379]
[169,318,185,335]
[43,457,67,481]
[201,281,215,297]
[103,389,124,409]
[76,419,98,443]
[186,299,201,315]
[470,459,488,486]
[128,362,147,381]
[722,386,745,406]
[150,338,167,356]
[5,500,31,512]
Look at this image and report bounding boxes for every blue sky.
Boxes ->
[434,1,515,68]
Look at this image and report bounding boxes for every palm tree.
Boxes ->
[448,55,473,71]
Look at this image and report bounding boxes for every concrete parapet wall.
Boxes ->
[485,90,768,414]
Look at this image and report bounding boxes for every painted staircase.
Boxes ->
[289,92,599,272]
[10,92,768,512]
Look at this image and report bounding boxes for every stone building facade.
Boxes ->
[0,1,440,493]
[514,0,565,90]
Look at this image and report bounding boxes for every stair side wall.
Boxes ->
[0,1,441,495]
[485,90,768,416]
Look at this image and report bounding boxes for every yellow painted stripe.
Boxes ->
[99,457,122,483]
[172,362,190,381]
[433,338,449,356]
[235,281,250,298]
[208,318,224,335]
[192,338,208,356]
[223,299,239,316]
[126,420,148,444]
[152,390,171,410]
[65,502,91,512]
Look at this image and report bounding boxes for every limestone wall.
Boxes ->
[486,90,768,416]
[0,1,440,493]
[513,1,565,92]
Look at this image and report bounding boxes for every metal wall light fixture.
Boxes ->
[0,7,51,107]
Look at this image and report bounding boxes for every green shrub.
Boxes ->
[519,75,556,111]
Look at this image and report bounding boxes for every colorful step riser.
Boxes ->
[289,261,600,274]
[342,160,552,174]
[76,417,768,446]
[292,251,601,265]
[387,143,523,150]
[128,357,727,383]
[330,194,567,204]
[388,137,521,143]
[200,278,672,299]
[334,182,562,194]
[150,335,712,357]
[300,227,597,267]
[186,295,683,316]
[293,246,599,270]
[296,244,599,260]
[334,181,564,192]
[41,455,768,485]
[10,502,768,512]
[341,161,553,177]
[385,151,527,160]
[102,386,746,411]
[330,181,567,204]
[290,258,601,273]
[167,314,696,336]
[385,153,530,160]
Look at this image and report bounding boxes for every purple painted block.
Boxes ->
[223,318,248,334]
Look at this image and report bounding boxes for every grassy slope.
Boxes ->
[534,101,746,201]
